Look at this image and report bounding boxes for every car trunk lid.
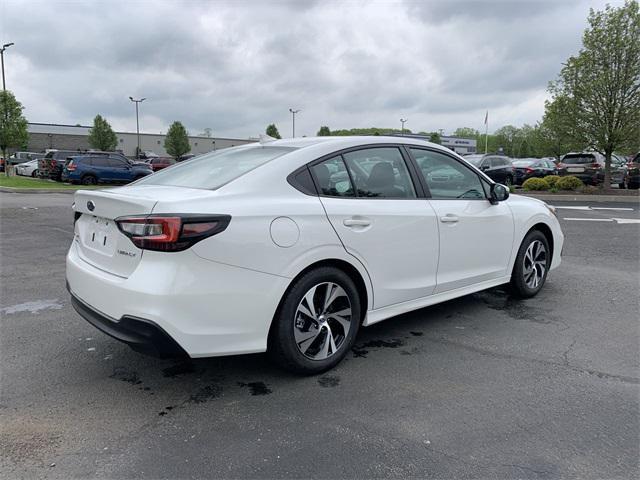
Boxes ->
[73,189,159,278]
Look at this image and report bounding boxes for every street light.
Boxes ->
[289,108,300,138]
[1,43,14,92]
[400,118,407,135]
[129,96,146,159]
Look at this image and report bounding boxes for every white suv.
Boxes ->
[66,136,563,374]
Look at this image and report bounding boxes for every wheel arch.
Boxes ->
[527,222,554,260]
[267,258,371,346]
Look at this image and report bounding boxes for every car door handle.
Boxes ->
[343,218,371,227]
[440,214,459,223]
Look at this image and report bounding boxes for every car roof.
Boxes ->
[260,135,450,151]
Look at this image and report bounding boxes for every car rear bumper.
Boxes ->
[66,240,290,358]
[69,289,187,358]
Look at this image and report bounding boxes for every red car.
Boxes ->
[148,157,176,171]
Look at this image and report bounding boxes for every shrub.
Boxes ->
[557,176,584,191]
[549,186,559,193]
[581,185,599,194]
[543,175,561,188]
[522,177,548,191]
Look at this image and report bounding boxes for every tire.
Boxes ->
[629,182,639,190]
[504,175,513,187]
[619,178,628,189]
[510,230,551,298]
[268,266,361,375]
[81,174,97,185]
[31,170,38,178]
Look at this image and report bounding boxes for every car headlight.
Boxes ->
[545,204,557,217]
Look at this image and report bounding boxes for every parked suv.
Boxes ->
[464,154,514,185]
[557,152,627,187]
[39,150,84,180]
[626,153,640,190]
[512,158,558,185]
[62,155,153,185]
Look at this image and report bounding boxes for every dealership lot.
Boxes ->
[1,192,638,479]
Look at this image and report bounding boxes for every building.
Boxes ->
[440,136,477,154]
[391,133,477,154]
[26,123,256,157]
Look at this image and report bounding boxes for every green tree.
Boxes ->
[453,127,479,139]
[548,0,640,188]
[88,114,118,151]
[428,132,442,144]
[164,121,191,159]
[0,90,29,176]
[266,123,281,139]
[317,126,331,136]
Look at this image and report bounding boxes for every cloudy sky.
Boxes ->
[0,0,618,139]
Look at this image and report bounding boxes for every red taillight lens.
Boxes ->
[557,163,565,169]
[525,167,534,173]
[589,162,600,169]
[67,161,77,171]
[115,214,231,252]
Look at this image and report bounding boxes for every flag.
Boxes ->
[484,110,488,125]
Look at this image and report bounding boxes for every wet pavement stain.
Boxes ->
[1,299,63,315]
[109,367,142,385]
[318,375,340,388]
[238,382,272,396]
[475,290,553,324]
[158,406,176,416]
[162,362,196,378]
[409,331,424,336]
[189,385,223,403]
[352,339,405,358]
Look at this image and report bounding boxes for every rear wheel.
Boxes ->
[510,230,550,298]
[81,174,97,185]
[268,267,361,375]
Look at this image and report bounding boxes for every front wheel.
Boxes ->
[504,175,513,187]
[81,175,97,185]
[31,170,38,178]
[268,267,361,375]
[510,230,551,298]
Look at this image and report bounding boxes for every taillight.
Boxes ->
[67,161,76,171]
[588,162,600,169]
[557,163,565,169]
[525,167,534,173]
[115,214,231,252]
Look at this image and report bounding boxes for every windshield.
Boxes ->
[136,145,296,189]
[562,154,596,164]
[512,160,536,167]
[464,156,483,166]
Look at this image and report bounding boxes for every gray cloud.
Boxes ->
[0,0,616,138]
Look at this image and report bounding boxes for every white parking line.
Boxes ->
[553,205,635,211]
[563,218,614,222]
[591,207,635,211]
[613,218,640,224]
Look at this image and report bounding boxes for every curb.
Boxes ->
[0,187,79,194]
[519,193,640,203]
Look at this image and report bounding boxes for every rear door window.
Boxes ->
[342,147,416,198]
[310,156,354,197]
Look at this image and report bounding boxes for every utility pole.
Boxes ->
[129,97,146,159]
[400,118,407,135]
[289,108,300,138]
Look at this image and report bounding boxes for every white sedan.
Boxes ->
[66,136,564,374]
[15,159,39,177]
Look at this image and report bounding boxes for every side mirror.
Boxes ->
[490,183,509,204]
[480,164,489,171]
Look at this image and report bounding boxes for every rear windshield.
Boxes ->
[136,145,296,189]
[562,154,596,164]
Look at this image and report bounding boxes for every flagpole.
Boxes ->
[484,110,489,154]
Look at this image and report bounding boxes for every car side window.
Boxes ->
[310,156,355,197]
[109,158,128,168]
[410,148,486,200]
[92,157,109,167]
[342,148,416,198]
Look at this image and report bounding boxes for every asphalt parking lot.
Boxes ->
[1,192,638,479]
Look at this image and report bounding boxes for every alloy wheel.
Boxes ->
[293,282,352,360]
[523,240,547,289]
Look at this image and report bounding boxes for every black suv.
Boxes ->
[464,154,514,186]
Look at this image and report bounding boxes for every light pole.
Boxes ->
[1,43,14,92]
[1,43,14,176]
[129,96,146,159]
[289,108,300,138]
[400,118,407,135]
